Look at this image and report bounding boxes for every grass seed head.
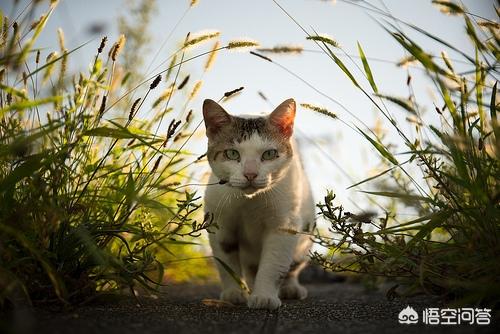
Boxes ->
[152,84,175,108]
[150,74,162,90]
[204,41,220,72]
[300,103,337,119]
[152,156,163,173]
[99,95,107,116]
[306,34,340,48]
[178,75,190,90]
[43,51,59,84]
[57,28,66,51]
[258,91,268,101]
[257,45,303,54]
[227,38,260,51]
[129,98,141,121]
[250,51,272,62]
[397,55,417,68]
[196,153,207,162]
[110,34,126,61]
[98,36,107,53]
[1,16,9,48]
[188,81,202,101]
[183,30,220,49]
[164,119,182,146]
[432,0,464,15]
[185,109,193,123]
[224,86,244,98]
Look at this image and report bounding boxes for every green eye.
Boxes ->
[262,149,278,161]
[224,149,240,161]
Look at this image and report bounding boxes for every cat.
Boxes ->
[202,98,315,310]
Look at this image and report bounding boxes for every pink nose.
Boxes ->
[244,173,257,181]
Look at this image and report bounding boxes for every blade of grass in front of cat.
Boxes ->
[213,257,249,293]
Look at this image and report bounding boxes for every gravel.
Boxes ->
[2,281,497,334]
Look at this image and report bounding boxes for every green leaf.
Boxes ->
[0,83,28,100]
[376,94,417,115]
[431,1,464,15]
[465,16,487,51]
[490,81,500,148]
[359,190,433,203]
[475,48,485,130]
[384,25,448,75]
[84,127,134,139]
[356,126,398,165]
[308,30,359,88]
[391,21,474,64]
[406,211,451,248]
[357,42,378,93]
[347,159,409,189]
[491,81,497,120]
[0,96,62,116]
[162,239,201,246]
[374,212,445,234]
[0,154,45,191]
[83,125,150,140]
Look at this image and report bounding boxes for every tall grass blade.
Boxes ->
[356,126,398,165]
[357,42,378,93]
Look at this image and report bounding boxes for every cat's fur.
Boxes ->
[202,98,314,310]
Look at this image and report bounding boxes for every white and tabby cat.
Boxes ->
[202,98,315,310]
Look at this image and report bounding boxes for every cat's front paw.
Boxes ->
[279,282,308,300]
[247,293,281,310]
[220,288,248,304]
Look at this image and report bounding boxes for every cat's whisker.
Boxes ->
[213,191,230,225]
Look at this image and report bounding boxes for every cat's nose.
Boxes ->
[244,173,257,181]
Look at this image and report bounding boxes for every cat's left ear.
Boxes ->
[269,98,296,138]
[203,99,232,138]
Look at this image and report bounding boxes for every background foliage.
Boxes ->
[302,1,500,306]
[0,0,213,306]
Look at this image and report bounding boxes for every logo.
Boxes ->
[398,306,419,324]
[397,306,491,326]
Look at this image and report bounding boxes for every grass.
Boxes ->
[248,0,499,306]
[0,1,223,306]
[267,1,499,306]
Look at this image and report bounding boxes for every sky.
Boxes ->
[2,0,497,218]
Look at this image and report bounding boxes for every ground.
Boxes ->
[2,275,497,334]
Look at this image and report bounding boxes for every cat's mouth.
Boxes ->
[232,182,267,193]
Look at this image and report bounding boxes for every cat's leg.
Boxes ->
[280,235,310,299]
[279,261,308,300]
[247,231,297,310]
[209,234,248,304]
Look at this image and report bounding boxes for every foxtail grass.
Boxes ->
[272,0,500,306]
[0,2,218,307]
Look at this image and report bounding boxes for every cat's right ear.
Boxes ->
[203,99,231,138]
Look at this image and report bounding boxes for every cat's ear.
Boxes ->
[203,99,232,138]
[269,98,296,138]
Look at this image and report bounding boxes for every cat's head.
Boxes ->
[203,98,296,196]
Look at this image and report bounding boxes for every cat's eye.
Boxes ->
[262,149,278,161]
[224,149,240,161]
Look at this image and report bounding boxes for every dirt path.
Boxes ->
[3,281,497,334]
